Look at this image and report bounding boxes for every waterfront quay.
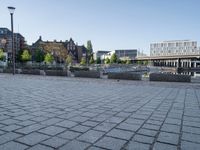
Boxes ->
[0,74,200,150]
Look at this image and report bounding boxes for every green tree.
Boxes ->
[110,53,118,64]
[35,49,44,63]
[96,57,101,64]
[44,53,54,64]
[80,57,86,65]
[105,57,110,64]
[126,59,131,64]
[89,55,95,64]
[16,49,23,62]
[86,40,93,63]
[66,55,72,65]
[21,50,31,62]
[0,49,4,61]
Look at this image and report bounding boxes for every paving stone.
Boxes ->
[69,116,89,123]
[153,142,177,150]
[181,141,200,150]
[0,141,28,150]
[161,124,181,134]
[59,140,91,150]
[165,118,181,125]
[182,132,200,143]
[137,128,158,137]
[77,130,104,143]
[71,125,90,133]
[27,144,54,150]
[133,134,154,144]
[1,124,22,131]
[126,141,150,150]
[42,136,69,148]
[15,124,45,134]
[87,146,105,150]
[94,122,116,132]
[117,122,141,132]
[41,118,63,125]
[57,130,81,140]
[95,136,127,150]
[106,128,133,140]
[16,120,36,126]
[81,120,99,127]
[157,132,179,145]
[38,126,66,136]
[182,126,200,135]
[16,132,50,146]
[0,132,22,144]
[56,120,78,128]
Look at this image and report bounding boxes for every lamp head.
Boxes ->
[8,6,15,14]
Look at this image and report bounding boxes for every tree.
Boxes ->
[89,54,95,64]
[110,53,118,64]
[66,55,72,65]
[86,40,93,63]
[96,57,101,64]
[80,57,86,65]
[105,57,110,64]
[21,50,31,62]
[0,49,4,61]
[126,59,131,64]
[16,49,24,62]
[35,49,44,63]
[44,53,54,64]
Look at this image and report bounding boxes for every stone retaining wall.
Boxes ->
[45,70,68,76]
[74,71,100,78]
[108,72,142,80]
[149,73,191,82]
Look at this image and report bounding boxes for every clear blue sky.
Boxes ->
[1,0,200,54]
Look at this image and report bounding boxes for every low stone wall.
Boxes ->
[74,71,100,78]
[21,69,40,75]
[108,72,142,80]
[149,73,191,82]
[45,70,68,76]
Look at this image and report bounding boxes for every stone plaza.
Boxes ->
[0,74,200,150]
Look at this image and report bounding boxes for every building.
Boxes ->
[93,50,111,60]
[150,40,199,57]
[101,49,137,61]
[31,36,87,63]
[0,28,25,61]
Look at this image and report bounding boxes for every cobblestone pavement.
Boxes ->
[0,74,200,150]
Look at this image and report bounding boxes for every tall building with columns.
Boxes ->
[150,40,199,57]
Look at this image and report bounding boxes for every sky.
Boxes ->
[1,0,200,54]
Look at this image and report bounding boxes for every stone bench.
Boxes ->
[108,72,142,80]
[21,69,40,75]
[74,71,100,78]
[149,73,191,82]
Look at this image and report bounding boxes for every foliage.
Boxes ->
[21,50,31,62]
[96,57,101,64]
[110,53,118,64]
[143,60,149,66]
[126,59,131,64]
[80,57,86,65]
[16,49,24,62]
[104,57,110,64]
[35,49,44,63]
[89,55,95,64]
[44,53,54,64]
[66,55,73,65]
[86,40,93,54]
[0,49,4,61]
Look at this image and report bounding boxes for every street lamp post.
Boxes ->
[8,6,15,75]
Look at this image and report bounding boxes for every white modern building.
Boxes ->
[101,49,137,61]
[150,40,200,57]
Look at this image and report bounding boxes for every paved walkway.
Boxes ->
[0,74,200,150]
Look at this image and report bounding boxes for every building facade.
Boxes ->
[31,36,87,63]
[102,49,137,61]
[150,40,199,57]
[93,50,111,60]
[0,28,25,61]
